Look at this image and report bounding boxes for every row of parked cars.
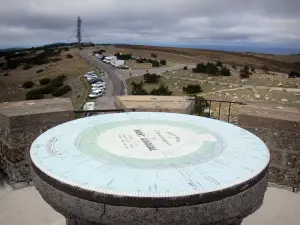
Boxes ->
[95,54,130,70]
[83,71,106,98]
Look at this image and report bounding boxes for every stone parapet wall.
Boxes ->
[0,98,75,188]
[238,103,300,190]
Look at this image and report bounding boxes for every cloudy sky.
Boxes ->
[0,0,299,51]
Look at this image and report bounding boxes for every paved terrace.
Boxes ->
[0,180,299,225]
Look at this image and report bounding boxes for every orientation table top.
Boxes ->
[30,112,269,206]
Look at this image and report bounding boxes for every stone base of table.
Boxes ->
[32,168,267,225]
[66,217,243,225]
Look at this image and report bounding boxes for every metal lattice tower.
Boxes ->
[76,16,82,47]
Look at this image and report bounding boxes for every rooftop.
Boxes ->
[116,95,194,110]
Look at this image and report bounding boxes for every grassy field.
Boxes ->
[0,49,97,109]
[112,45,300,73]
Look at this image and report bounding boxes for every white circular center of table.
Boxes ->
[30,112,270,198]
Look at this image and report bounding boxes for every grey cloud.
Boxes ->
[0,0,299,48]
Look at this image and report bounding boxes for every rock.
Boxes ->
[281,98,288,103]
[233,93,237,96]
[225,93,230,96]
[207,77,213,80]
[265,96,270,100]
[276,107,284,110]
[255,94,260,99]
[228,85,233,88]
[271,99,276,101]
[172,71,176,74]
[212,88,216,91]
[277,83,283,87]
[233,96,238,99]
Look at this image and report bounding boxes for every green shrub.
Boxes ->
[143,73,161,83]
[240,66,251,78]
[220,67,232,76]
[151,53,157,58]
[183,66,188,70]
[36,69,43,73]
[66,54,73,59]
[52,85,72,96]
[26,89,44,100]
[160,59,167,65]
[151,60,160,67]
[3,73,8,76]
[149,84,172,96]
[23,64,33,70]
[194,96,210,117]
[232,65,237,69]
[22,81,34,89]
[39,78,51,85]
[63,47,69,51]
[288,71,300,78]
[216,61,223,67]
[131,81,148,95]
[51,75,66,87]
[40,85,56,94]
[182,84,203,94]
[251,68,256,73]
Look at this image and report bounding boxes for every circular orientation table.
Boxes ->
[30,112,270,225]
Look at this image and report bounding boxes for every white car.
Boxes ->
[89,89,104,98]
[87,75,98,81]
[92,85,106,91]
[91,81,105,87]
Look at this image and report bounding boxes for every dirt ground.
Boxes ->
[113,45,300,73]
[0,49,97,108]
[163,68,300,88]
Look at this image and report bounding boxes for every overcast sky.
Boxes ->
[0,0,299,50]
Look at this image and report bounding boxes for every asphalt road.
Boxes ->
[81,51,124,96]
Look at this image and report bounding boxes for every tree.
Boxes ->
[262,65,269,74]
[149,84,172,96]
[131,81,148,95]
[220,67,232,76]
[22,81,34,89]
[288,71,300,78]
[160,59,167,66]
[66,54,73,59]
[144,73,161,83]
[152,60,160,67]
[240,66,251,78]
[216,61,223,67]
[182,84,203,94]
[193,96,210,117]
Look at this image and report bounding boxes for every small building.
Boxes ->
[115,95,195,114]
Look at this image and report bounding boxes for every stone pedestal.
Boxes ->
[30,112,270,225]
[238,103,300,191]
[0,98,74,188]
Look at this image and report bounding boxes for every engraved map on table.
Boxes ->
[30,112,270,197]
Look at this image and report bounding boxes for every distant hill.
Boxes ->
[0,47,26,52]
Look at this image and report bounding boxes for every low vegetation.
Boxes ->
[193,61,232,76]
[182,84,203,95]
[239,66,251,78]
[25,75,71,100]
[143,73,161,83]
[288,71,300,78]
[39,78,51,85]
[130,81,172,96]
[22,81,34,89]
[66,54,73,59]
[115,52,132,60]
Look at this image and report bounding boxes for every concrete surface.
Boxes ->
[1,177,300,225]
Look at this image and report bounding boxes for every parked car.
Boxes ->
[91,81,105,87]
[83,73,96,78]
[89,89,104,98]
[89,78,103,84]
[86,74,97,80]
[92,84,106,90]
[92,86,106,92]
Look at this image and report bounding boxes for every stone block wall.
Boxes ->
[0,98,75,188]
[238,103,300,190]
